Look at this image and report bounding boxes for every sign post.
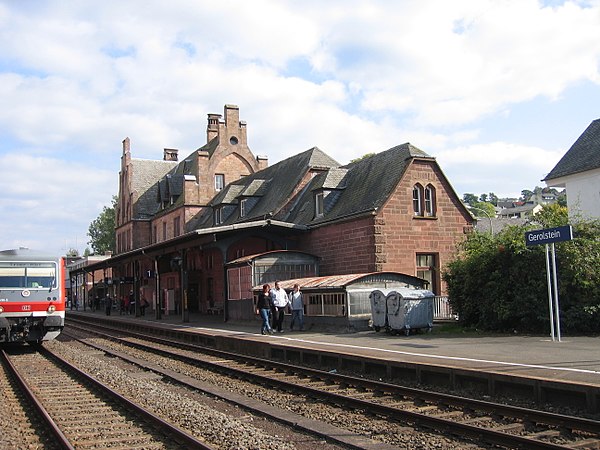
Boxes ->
[525,225,573,342]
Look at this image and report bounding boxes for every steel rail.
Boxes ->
[66,316,600,433]
[37,346,215,450]
[1,348,74,450]
[66,319,599,450]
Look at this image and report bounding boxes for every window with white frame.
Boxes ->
[215,174,224,191]
[416,253,438,293]
[240,198,247,217]
[413,184,423,216]
[413,183,436,217]
[315,192,324,217]
[424,184,436,217]
[214,207,223,225]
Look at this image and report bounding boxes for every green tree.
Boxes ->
[556,190,567,207]
[463,193,478,206]
[469,201,496,218]
[87,196,117,254]
[533,203,568,228]
[350,153,376,163]
[487,192,498,206]
[520,189,533,202]
[443,214,600,334]
[66,248,79,257]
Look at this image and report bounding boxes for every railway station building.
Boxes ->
[76,104,473,326]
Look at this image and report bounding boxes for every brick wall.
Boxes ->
[297,159,470,295]
[226,237,274,262]
[378,159,471,294]
[298,216,376,275]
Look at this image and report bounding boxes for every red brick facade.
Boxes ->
[298,216,376,276]
[105,106,472,319]
[298,159,470,295]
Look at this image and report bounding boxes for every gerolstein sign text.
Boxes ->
[524,224,573,342]
[525,225,573,247]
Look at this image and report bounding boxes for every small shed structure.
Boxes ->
[226,250,319,320]
[252,272,427,331]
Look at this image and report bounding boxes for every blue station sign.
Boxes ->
[525,225,573,247]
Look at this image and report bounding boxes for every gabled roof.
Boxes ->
[131,159,177,219]
[187,147,340,229]
[286,143,433,226]
[195,136,220,158]
[544,119,600,181]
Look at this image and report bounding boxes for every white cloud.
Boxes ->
[0,0,598,253]
[0,152,114,254]
[435,141,565,198]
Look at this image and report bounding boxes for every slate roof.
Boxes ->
[474,217,527,234]
[241,179,271,196]
[186,147,340,229]
[212,184,245,205]
[131,159,177,219]
[544,119,600,181]
[188,142,438,230]
[287,143,433,226]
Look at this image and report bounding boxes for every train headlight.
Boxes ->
[47,305,56,313]
[0,306,3,313]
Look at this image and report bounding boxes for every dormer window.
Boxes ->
[215,174,225,191]
[315,192,324,217]
[240,198,247,217]
[214,207,223,225]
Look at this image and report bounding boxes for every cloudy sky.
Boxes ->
[1,0,599,255]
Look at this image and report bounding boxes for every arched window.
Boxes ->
[412,184,423,216]
[424,184,436,217]
[414,183,437,217]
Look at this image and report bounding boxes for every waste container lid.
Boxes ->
[387,288,435,299]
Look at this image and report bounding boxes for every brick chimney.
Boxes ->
[163,148,178,161]
[206,113,221,143]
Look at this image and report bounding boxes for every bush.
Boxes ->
[443,207,600,335]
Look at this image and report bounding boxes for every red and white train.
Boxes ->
[0,248,65,343]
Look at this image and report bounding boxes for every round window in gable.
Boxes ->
[230,136,239,145]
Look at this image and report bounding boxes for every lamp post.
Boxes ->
[469,206,494,235]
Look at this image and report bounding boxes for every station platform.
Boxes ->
[65,308,600,412]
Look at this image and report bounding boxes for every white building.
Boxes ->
[543,119,600,220]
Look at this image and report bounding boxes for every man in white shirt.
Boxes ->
[270,281,289,332]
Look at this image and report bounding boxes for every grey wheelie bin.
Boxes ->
[369,289,392,332]
[386,288,435,335]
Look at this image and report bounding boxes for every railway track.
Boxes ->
[1,345,213,450]
[65,318,600,449]
[0,345,61,450]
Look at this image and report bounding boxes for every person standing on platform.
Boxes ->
[270,281,289,333]
[105,295,112,316]
[288,284,305,331]
[256,284,273,335]
[128,291,136,315]
[140,296,149,316]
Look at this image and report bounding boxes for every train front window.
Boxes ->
[26,266,56,288]
[0,263,56,289]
